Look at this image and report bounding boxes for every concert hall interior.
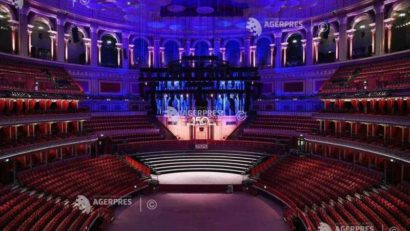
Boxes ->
[0,0,409,230]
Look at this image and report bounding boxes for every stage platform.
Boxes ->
[155,172,248,185]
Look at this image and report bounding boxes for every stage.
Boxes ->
[154,172,248,185]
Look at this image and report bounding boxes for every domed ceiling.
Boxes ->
[42,0,363,34]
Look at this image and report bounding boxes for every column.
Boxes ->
[160,47,165,66]
[274,33,282,68]
[9,21,18,54]
[122,33,130,69]
[346,29,355,59]
[305,24,313,65]
[209,47,214,56]
[97,40,102,65]
[240,47,244,66]
[27,25,34,57]
[178,47,185,59]
[281,42,288,67]
[90,25,99,66]
[83,38,91,64]
[338,16,348,61]
[384,18,395,53]
[148,46,154,67]
[334,33,340,61]
[250,46,256,67]
[18,7,29,56]
[301,39,307,65]
[129,44,135,67]
[116,43,122,67]
[220,47,226,61]
[56,14,66,62]
[49,31,57,60]
[375,2,385,56]
[370,23,376,55]
[64,34,70,62]
[269,44,275,67]
[312,37,320,63]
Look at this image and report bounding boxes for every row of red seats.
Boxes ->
[238,115,317,143]
[0,186,108,231]
[258,156,382,209]
[256,156,409,231]
[320,57,410,94]
[0,60,82,96]
[18,156,146,200]
[249,155,277,176]
[86,115,165,144]
[125,155,151,176]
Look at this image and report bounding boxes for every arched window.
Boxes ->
[352,19,372,59]
[256,37,271,67]
[286,34,303,67]
[225,40,241,66]
[101,35,118,67]
[164,40,179,64]
[31,21,51,60]
[317,25,337,63]
[133,38,149,67]
[194,41,209,56]
[0,10,12,53]
[391,8,410,52]
[67,27,86,64]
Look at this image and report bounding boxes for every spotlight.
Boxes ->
[0,15,4,19]
[38,26,44,30]
[4,158,9,162]
[106,40,112,45]
[292,39,298,44]
[359,25,366,29]
[399,13,406,17]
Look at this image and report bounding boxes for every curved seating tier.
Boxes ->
[0,186,110,231]
[133,150,269,174]
[0,59,82,96]
[237,115,318,144]
[18,156,147,200]
[86,115,164,144]
[320,57,410,96]
[253,155,409,231]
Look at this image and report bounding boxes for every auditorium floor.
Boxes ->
[109,192,289,231]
